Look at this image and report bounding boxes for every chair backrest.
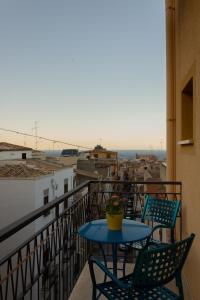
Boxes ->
[141,195,180,228]
[132,234,195,288]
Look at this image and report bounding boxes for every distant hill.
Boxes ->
[44,149,166,160]
[117,150,166,160]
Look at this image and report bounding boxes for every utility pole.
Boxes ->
[32,121,39,150]
[23,135,26,147]
[160,138,163,151]
[53,141,56,150]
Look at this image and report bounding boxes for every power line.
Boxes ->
[0,127,92,150]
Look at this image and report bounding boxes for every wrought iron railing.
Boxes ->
[0,180,182,300]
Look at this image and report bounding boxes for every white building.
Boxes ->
[160,162,167,181]
[0,160,74,256]
[0,142,33,160]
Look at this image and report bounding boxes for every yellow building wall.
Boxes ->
[174,1,200,298]
[91,151,117,160]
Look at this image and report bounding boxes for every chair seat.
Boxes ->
[147,240,171,250]
[131,238,169,250]
[131,240,145,250]
[97,280,180,300]
[97,275,179,300]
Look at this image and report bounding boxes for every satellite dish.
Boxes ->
[51,178,58,190]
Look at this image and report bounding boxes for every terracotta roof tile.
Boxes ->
[0,164,50,178]
[27,159,64,171]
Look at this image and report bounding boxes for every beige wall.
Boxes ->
[90,151,117,160]
[169,1,200,298]
[56,156,78,166]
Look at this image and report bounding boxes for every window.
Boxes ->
[107,153,111,159]
[22,153,26,159]
[181,78,193,143]
[64,178,68,193]
[43,189,50,216]
[64,179,68,209]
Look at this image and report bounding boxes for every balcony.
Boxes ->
[0,180,182,299]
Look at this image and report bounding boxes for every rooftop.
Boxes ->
[0,142,32,152]
[0,159,69,178]
[75,168,99,179]
[0,164,50,178]
[27,159,66,171]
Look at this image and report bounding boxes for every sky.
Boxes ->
[0,0,166,150]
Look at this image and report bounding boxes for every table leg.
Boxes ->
[112,244,118,277]
[98,243,108,283]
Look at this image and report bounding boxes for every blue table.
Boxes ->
[78,219,151,276]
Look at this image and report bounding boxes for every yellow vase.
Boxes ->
[106,213,123,230]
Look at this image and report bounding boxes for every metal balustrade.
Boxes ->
[0,180,182,300]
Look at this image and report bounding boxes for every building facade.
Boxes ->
[0,142,33,160]
[166,0,200,298]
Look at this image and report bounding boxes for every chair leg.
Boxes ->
[171,228,175,243]
[123,252,126,277]
[89,257,98,299]
[92,286,97,300]
[175,273,184,300]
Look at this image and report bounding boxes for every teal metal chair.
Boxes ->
[132,195,181,249]
[89,234,195,300]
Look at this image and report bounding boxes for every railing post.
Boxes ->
[88,181,91,221]
[55,204,59,218]
[86,181,92,257]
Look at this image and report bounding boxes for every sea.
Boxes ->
[45,149,166,161]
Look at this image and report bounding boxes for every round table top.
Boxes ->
[78,219,152,244]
